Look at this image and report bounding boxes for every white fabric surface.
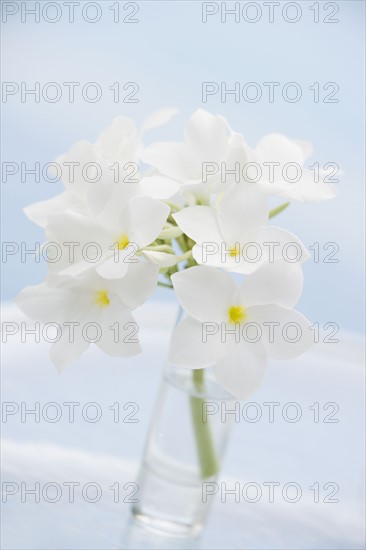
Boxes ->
[1,301,365,549]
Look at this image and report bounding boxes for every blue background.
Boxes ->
[1,0,365,332]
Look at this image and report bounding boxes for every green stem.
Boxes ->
[175,250,192,263]
[157,281,173,289]
[189,369,220,479]
[269,201,290,219]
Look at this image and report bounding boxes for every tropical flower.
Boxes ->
[16,262,159,371]
[16,108,334,397]
[44,189,170,279]
[141,109,246,200]
[246,133,337,202]
[174,183,309,274]
[25,109,178,227]
[142,109,336,204]
[168,262,314,398]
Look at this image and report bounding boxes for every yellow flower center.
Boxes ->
[116,234,129,250]
[95,290,110,308]
[228,244,240,257]
[228,305,247,324]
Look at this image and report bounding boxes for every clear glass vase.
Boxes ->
[132,360,235,537]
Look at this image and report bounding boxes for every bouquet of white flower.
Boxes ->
[17,108,335,397]
[16,108,335,533]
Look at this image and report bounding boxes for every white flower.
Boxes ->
[174,184,309,274]
[45,187,170,279]
[142,109,336,204]
[25,109,179,227]
[17,108,331,381]
[168,262,314,399]
[248,133,336,202]
[16,262,159,371]
[141,109,245,199]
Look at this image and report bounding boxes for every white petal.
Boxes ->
[95,116,138,161]
[141,110,232,183]
[24,193,74,228]
[141,108,178,134]
[45,210,107,245]
[293,139,313,161]
[173,206,223,244]
[226,132,250,167]
[92,184,139,232]
[50,330,90,372]
[45,211,111,274]
[250,225,310,265]
[169,315,232,369]
[141,250,178,267]
[85,164,128,214]
[171,266,237,323]
[218,184,269,244]
[58,140,99,196]
[255,133,306,166]
[278,171,337,202]
[184,109,231,163]
[96,302,142,357]
[141,142,189,182]
[139,175,180,200]
[248,305,314,359]
[127,196,170,248]
[95,253,130,279]
[214,340,267,399]
[212,132,249,189]
[192,243,246,272]
[61,259,104,278]
[16,281,99,371]
[106,261,159,309]
[237,260,304,309]
[16,283,70,324]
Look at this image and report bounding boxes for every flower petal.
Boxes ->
[293,139,314,161]
[141,108,178,134]
[127,196,170,248]
[139,175,180,200]
[237,260,304,309]
[173,206,223,244]
[141,109,232,183]
[249,225,310,265]
[214,340,267,399]
[171,266,237,323]
[50,329,90,372]
[141,142,189,181]
[184,109,231,165]
[106,261,159,309]
[90,181,139,230]
[218,184,269,244]
[96,302,142,357]
[141,250,178,267]
[16,283,70,324]
[255,133,306,166]
[248,304,314,359]
[95,253,130,279]
[192,244,246,272]
[45,211,112,274]
[24,192,75,228]
[57,140,99,196]
[277,171,337,202]
[169,315,232,369]
[95,116,138,161]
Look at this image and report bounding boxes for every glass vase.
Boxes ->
[132,360,235,537]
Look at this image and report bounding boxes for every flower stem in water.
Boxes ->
[190,369,220,480]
